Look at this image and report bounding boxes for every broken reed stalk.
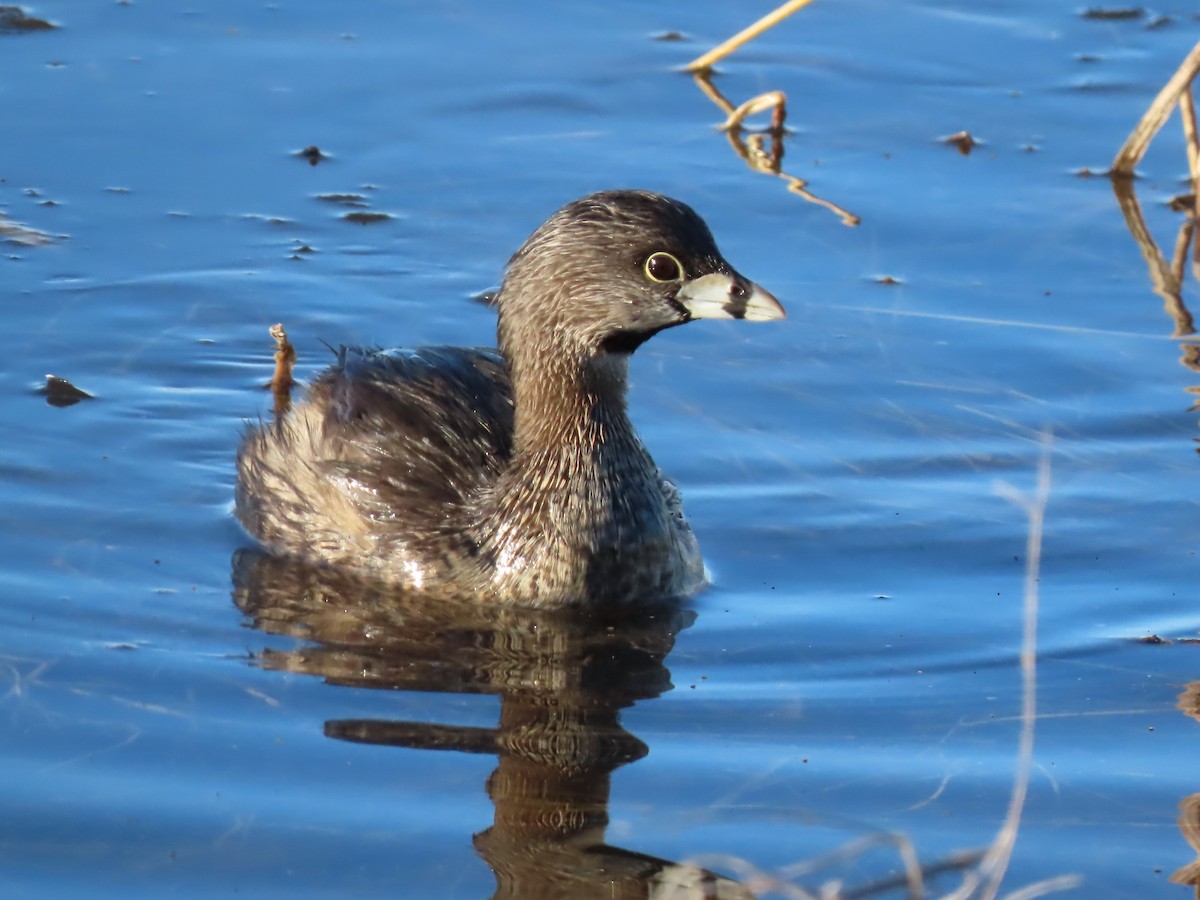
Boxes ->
[721,90,788,132]
[693,71,861,226]
[1181,85,1200,220]
[1112,39,1200,176]
[268,322,296,417]
[1183,87,1200,181]
[685,0,818,72]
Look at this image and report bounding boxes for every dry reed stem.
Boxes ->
[782,173,862,227]
[1182,87,1200,182]
[693,68,735,115]
[680,2,860,225]
[1181,84,1200,220]
[685,0,819,72]
[1112,39,1200,176]
[692,73,861,226]
[269,322,296,417]
[721,90,788,132]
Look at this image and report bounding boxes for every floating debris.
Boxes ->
[242,212,293,226]
[342,211,391,225]
[40,375,94,407]
[0,213,56,246]
[316,192,368,208]
[942,130,979,155]
[1169,194,1196,212]
[0,6,56,33]
[652,31,686,42]
[296,145,328,166]
[1081,7,1145,20]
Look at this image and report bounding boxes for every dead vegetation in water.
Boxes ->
[39,375,93,408]
[661,444,1080,900]
[942,131,980,156]
[0,212,56,247]
[267,323,296,417]
[1110,39,1200,447]
[0,6,56,34]
[1111,39,1200,186]
[681,0,859,227]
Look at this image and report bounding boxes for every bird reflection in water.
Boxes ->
[232,550,751,899]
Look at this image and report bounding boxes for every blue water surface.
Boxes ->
[3,1,1200,897]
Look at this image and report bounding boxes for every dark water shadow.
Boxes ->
[231,550,750,898]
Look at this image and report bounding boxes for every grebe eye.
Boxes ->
[643,251,683,284]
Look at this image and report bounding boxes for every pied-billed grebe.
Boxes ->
[236,190,784,607]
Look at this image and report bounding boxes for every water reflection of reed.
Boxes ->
[679,0,858,227]
[1111,38,1200,444]
[1110,177,1200,437]
[689,72,860,228]
[1173,684,1200,894]
[231,550,753,899]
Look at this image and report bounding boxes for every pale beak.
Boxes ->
[676,272,786,322]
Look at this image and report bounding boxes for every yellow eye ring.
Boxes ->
[644,251,684,284]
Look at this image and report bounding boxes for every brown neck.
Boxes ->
[507,348,636,461]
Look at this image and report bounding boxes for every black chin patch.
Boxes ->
[600,328,658,355]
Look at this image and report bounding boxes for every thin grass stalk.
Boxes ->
[977,445,1052,900]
